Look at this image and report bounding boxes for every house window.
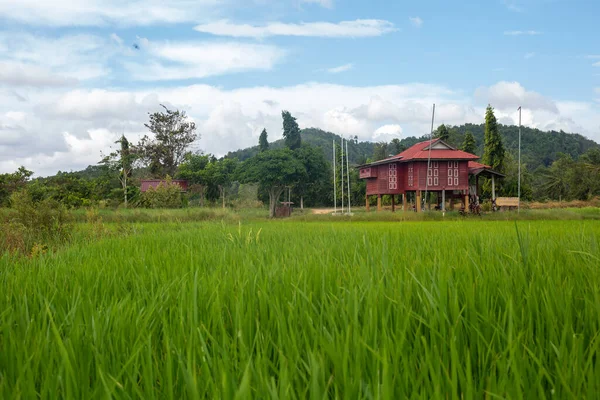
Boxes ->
[408,163,414,187]
[447,161,459,186]
[388,164,397,190]
[428,161,439,186]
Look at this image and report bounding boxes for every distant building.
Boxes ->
[358,139,503,212]
[140,179,188,193]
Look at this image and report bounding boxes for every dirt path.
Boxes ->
[311,208,336,215]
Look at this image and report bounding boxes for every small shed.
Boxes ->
[275,202,294,218]
[140,179,189,192]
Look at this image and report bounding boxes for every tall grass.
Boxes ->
[1,220,600,398]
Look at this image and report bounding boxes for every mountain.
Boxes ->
[226,125,600,171]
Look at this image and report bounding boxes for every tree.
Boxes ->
[259,128,269,152]
[435,124,450,141]
[177,152,212,206]
[139,105,198,177]
[100,135,138,207]
[205,158,239,208]
[282,111,301,150]
[482,105,505,172]
[373,142,389,161]
[240,149,307,218]
[390,138,405,154]
[462,131,476,155]
[0,166,33,206]
[293,144,329,209]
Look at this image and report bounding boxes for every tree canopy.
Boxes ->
[462,131,476,155]
[259,128,269,152]
[282,111,302,150]
[482,105,505,172]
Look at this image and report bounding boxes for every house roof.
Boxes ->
[397,138,480,161]
[467,161,505,177]
[358,138,479,168]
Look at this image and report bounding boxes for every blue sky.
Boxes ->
[0,0,599,175]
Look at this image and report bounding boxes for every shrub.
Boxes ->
[139,177,184,209]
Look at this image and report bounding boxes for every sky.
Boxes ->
[0,0,599,176]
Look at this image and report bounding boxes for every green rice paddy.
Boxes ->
[1,218,600,398]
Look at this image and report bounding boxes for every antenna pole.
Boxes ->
[340,137,344,214]
[346,139,351,214]
[333,140,337,214]
[424,104,435,211]
[518,106,522,214]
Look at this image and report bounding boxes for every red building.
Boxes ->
[359,139,502,212]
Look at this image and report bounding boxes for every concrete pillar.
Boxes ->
[366,194,370,212]
[391,194,395,212]
[402,193,407,212]
[464,192,469,213]
[441,190,446,211]
[377,194,382,212]
[416,191,422,212]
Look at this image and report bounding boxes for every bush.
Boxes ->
[0,190,72,256]
[139,177,184,209]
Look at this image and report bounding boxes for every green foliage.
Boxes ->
[373,142,389,161]
[482,105,506,172]
[281,110,302,150]
[240,149,307,217]
[0,166,33,206]
[139,177,184,208]
[1,190,72,255]
[139,105,198,177]
[258,128,269,152]
[462,130,477,154]
[99,135,139,207]
[2,220,600,397]
[434,124,450,141]
[293,144,330,207]
[389,138,405,155]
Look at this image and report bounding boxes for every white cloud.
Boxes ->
[409,17,423,28]
[194,19,396,38]
[110,33,124,45]
[594,61,600,67]
[1,81,599,176]
[0,61,77,87]
[0,32,117,85]
[374,124,403,141]
[585,55,600,59]
[504,30,542,36]
[124,41,286,81]
[475,81,559,113]
[0,0,220,26]
[525,52,535,59]
[327,63,353,73]
[300,0,334,8]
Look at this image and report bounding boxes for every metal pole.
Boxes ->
[518,106,521,214]
[424,104,435,211]
[340,137,344,214]
[333,140,337,214]
[346,139,351,214]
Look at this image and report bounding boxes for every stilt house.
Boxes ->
[358,139,503,212]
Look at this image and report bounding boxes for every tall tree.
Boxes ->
[205,158,239,208]
[390,138,405,154]
[240,149,306,218]
[177,152,212,206]
[139,105,198,177]
[0,166,33,206]
[462,131,476,154]
[435,124,450,141]
[100,135,138,207]
[373,142,389,161]
[482,105,505,172]
[259,128,269,152]
[294,144,329,209]
[282,111,301,150]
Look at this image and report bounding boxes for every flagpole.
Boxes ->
[333,140,337,214]
[518,106,521,214]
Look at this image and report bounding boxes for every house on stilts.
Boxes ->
[358,138,504,212]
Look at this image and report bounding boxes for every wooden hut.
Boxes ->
[358,139,503,212]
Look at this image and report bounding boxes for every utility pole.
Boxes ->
[518,106,522,214]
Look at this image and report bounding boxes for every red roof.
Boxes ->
[468,161,491,170]
[397,138,479,161]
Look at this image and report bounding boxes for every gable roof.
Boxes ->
[468,161,505,177]
[397,138,480,162]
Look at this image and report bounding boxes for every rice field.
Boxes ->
[1,218,600,398]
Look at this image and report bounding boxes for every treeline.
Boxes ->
[2,105,600,211]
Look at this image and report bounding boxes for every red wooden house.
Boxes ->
[359,139,503,212]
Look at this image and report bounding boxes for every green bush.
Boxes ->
[139,177,184,209]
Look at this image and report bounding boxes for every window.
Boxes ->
[388,164,397,190]
[447,161,459,186]
[428,162,439,186]
[408,163,414,187]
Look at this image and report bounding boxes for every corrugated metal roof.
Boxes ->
[397,138,480,161]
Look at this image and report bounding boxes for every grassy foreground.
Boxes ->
[1,219,600,398]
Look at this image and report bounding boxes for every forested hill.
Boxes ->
[226,125,599,171]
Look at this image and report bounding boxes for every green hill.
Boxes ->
[226,125,599,171]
